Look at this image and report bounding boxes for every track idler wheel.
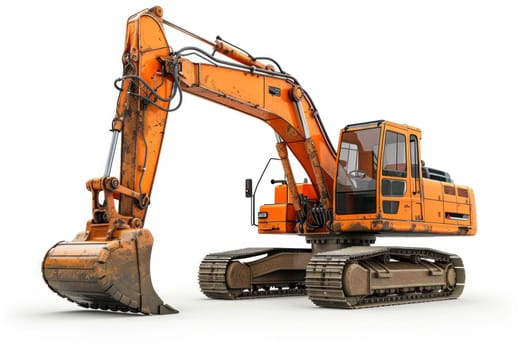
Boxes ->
[42,229,176,314]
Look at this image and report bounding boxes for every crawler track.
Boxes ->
[305,246,465,309]
[198,248,310,299]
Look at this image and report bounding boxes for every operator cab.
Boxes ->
[333,120,476,236]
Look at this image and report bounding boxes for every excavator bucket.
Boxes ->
[42,229,176,314]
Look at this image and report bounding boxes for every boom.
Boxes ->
[175,54,337,206]
[106,6,338,234]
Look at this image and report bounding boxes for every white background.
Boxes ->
[1,0,524,348]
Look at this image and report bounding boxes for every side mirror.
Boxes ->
[245,178,253,198]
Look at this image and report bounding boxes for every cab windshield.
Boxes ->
[335,127,380,214]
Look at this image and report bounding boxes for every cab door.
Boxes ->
[379,126,411,221]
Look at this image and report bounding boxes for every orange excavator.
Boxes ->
[42,6,476,314]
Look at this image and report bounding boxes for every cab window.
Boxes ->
[382,131,406,178]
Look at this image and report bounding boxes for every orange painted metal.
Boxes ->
[42,7,177,314]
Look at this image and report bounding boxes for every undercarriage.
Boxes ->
[198,238,464,309]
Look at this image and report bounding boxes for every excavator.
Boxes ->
[42,6,477,314]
